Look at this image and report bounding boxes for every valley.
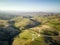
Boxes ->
[0,12,60,45]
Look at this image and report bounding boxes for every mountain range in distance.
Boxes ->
[0,11,60,16]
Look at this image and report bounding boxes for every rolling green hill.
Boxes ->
[12,14,60,45]
[0,14,60,45]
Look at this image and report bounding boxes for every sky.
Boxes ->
[0,0,60,12]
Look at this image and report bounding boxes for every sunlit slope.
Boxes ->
[0,20,8,27]
[13,15,60,45]
[12,16,41,30]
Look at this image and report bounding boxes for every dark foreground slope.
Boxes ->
[0,20,21,45]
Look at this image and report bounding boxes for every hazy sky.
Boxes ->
[0,0,60,12]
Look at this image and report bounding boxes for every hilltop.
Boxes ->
[0,12,60,45]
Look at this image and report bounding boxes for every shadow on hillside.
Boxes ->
[0,21,21,45]
[25,19,41,29]
[41,30,60,45]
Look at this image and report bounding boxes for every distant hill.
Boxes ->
[0,11,60,16]
[0,11,19,20]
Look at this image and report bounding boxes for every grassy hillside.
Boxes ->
[12,14,60,45]
[0,14,60,45]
